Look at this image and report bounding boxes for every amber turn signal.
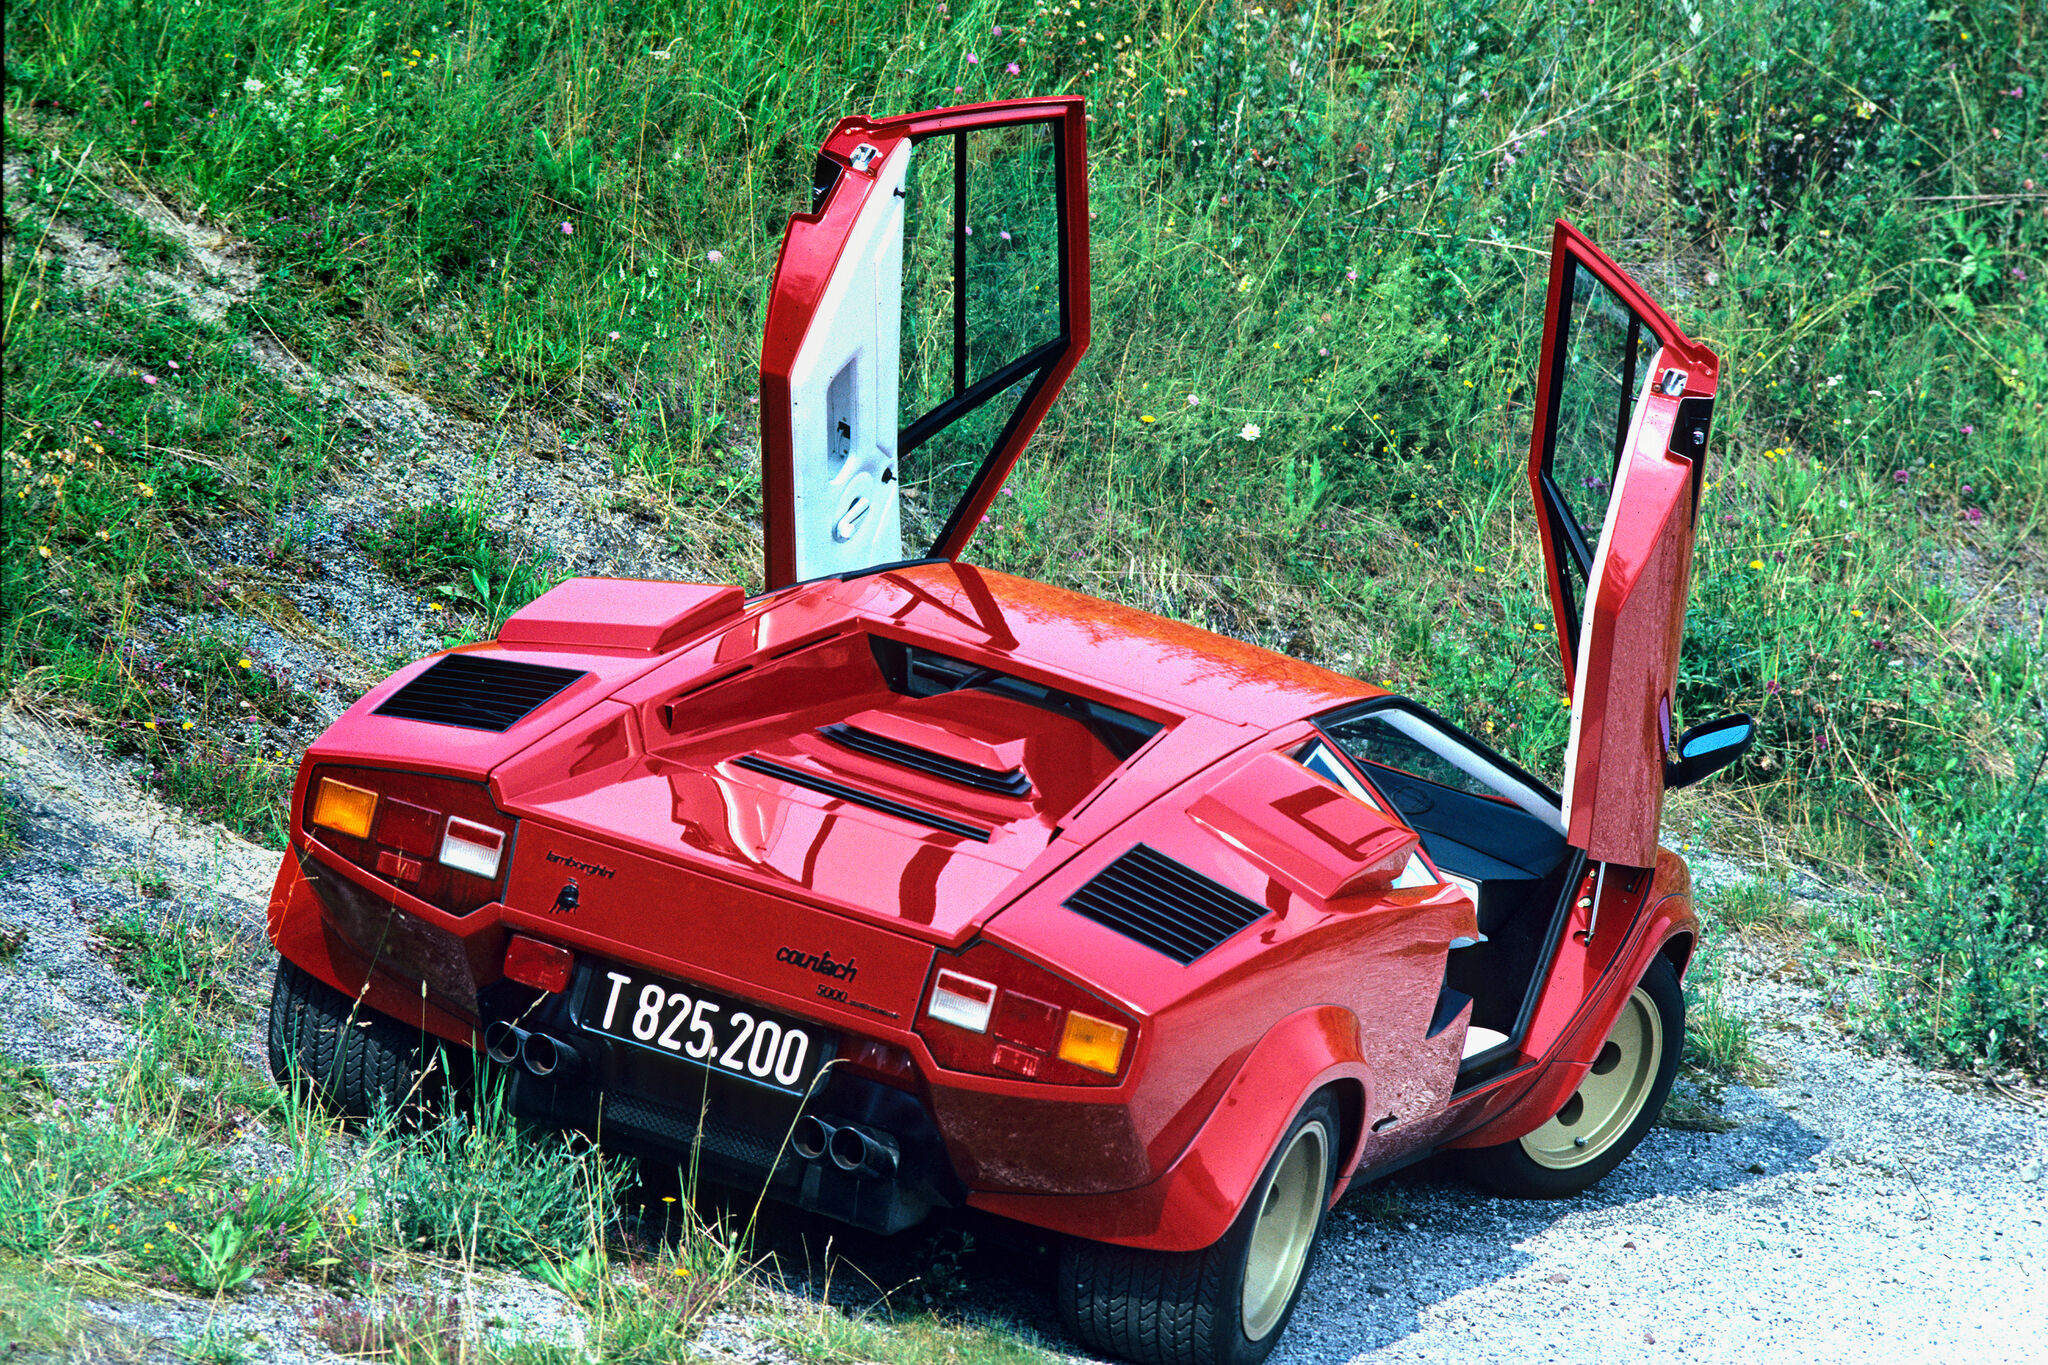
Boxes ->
[1056,1010,1129,1075]
[310,777,378,840]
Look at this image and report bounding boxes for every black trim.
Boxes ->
[1674,395,1715,522]
[374,654,586,732]
[821,723,1033,797]
[900,339,1065,456]
[952,131,968,399]
[1064,844,1268,964]
[1614,313,1641,472]
[732,755,992,842]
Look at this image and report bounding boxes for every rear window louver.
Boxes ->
[733,756,992,842]
[820,723,1033,797]
[1064,844,1268,964]
[374,654,586,732]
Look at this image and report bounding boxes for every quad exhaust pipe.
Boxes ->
[793,1115,898,1180]
[483,1022,585,1084]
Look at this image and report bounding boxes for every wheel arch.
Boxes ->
[967,1004,1370,1252]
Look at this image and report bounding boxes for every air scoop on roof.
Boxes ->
[1064,844,1268,964]
[375,654,586,732]
[821,722,1033,797]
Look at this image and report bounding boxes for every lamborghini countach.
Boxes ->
[267,96,1752,1365]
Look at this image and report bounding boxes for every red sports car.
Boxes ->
[267,97,1752,1365]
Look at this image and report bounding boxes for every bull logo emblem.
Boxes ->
[550,879,579,915]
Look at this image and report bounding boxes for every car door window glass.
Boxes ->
[1539,263,1660,642]
[898,122,1064,556]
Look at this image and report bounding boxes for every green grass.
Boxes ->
[1,2,2041,1068]
[363,496,560,635]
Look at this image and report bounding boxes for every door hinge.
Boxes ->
[847,143,882,174]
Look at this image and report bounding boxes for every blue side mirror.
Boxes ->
[1664,713,1756,789]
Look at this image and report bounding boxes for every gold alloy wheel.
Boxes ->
[1520,985,1664,1170]
[1240,1120,1328,1340]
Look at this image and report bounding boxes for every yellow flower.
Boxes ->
[429,603,444,612]
[1850,609,1864,618]
[1472,565,1487,574]
[1749,560,1765,570]
[238,658,252,668]
[143,720,157,731]
[1532,622,1547,631]
[1139,414,1155,423]
[1559,696,1573,708]
[674,1266,690,1277]
[182,721,194,730]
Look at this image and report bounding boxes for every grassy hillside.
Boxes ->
[3,3,2042,1053]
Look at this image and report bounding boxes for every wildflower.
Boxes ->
[560,221,574,235]
[993,25,1002,35]
[608,330,620,340]
[1239,422,1260,441]
[1962,507,1985,524]
[966,52,979,64]
[182,721,193,730]
[1139,414,1155,423]
[1893,470,1910,484]
[707,249,724,263]
[168,361,180,370]
[1764,680,1781,695]
[1961,425,1974,435]
[1000,230,1012,241]
[1749,559,1765,570]
[1472,565,1487,574]
[1532,622,1547,632]
[1345,268,1357,281]
[428,603,444,612]
[1186,394,1199,406]
[144,720,157,730]
[238,658,252,668]
[37,545,50,559]
[142,373,158,385]
[1006,62,1021,74]
[1850,609,1864,618]
[1319,347,1329,357]
[675,1266,690,1277]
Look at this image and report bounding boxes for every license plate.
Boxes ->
[577,965,834,1094]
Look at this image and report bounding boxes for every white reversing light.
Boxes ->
[927,969,998,1033]
[439,818,506,879]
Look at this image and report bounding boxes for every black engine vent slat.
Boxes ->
[733,756,992,843]
[1064,844,1268,963]
[820,723,1033,798]
[374,654,586,732]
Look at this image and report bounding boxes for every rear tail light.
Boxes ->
[439,818,507,879]
[301,764,516,916]
[916,941,1138,1086]
[311,778,379,840]
[927,970,997,1033]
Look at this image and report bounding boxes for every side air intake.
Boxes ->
[1063,844,1268,964]
[820,723,1033,797]
[375,654,586,732]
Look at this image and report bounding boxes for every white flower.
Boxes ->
[1239,422,1261,441]
[242,78,267,94]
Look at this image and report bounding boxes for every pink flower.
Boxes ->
[1345,268,1358,281]
[1319,347,1329,356]
[141,373,158,385]
[560,221,574,235]
[1186,394,1199,406]
[1961,424,1974,435]
[707,249,724,263]
[607,330,621,340]
[1962,484,1974,494]
[999,229,1012,241]
[966,52,979,64]
[168,361,180,370]
[1893,469,1910,484]
[955,85,965,93]
[993,25,1002,35]
[1006,62,1021,75]
[1764,680,1781,695]
[1962,507,1985,524]
[964,225,973,236]
[92,420,103,429]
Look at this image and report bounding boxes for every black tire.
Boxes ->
[267,956,442,1122]
[1058,1092,1339,1365]
[1460,955,1684,1199]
